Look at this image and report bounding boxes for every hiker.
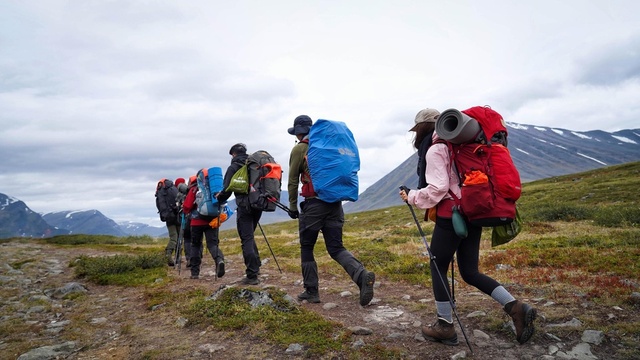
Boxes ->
[399,108,536,346]
[155,178,180,266]
[175,177,192,267]
[216,143,262,285]
[287,115,376,305]
[183,175,225,280]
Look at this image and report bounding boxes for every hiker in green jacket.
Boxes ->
[287,115,375,306]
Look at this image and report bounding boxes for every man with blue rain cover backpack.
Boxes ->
[287,115,375,305]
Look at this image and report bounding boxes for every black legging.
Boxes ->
[430,218,500,302]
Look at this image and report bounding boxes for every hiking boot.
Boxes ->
[166,251,174,266]
[359,270,375,306]
[240,277,259,285]
[216,261,225,278]
[190,274,199,279]
[297,289,320,303]
[421,318,459,346]
[505,300,537,344]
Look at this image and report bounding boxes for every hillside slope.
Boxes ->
[345,125,640,214]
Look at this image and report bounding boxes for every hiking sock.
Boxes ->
[436,301,453,322]
[490,286,516,307]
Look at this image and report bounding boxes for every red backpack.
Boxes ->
[445,106,521,227]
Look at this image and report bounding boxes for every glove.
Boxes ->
[288,210,299,219]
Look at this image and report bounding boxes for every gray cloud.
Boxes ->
[577,35,640,86]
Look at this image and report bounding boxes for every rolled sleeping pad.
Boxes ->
[435,108,482,144]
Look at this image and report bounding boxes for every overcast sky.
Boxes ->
[1,1,639,227]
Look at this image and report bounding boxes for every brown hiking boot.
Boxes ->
[505,300,537,344]
[421,318,459,346]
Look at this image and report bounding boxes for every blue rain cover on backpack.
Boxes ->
[307,119,360,203]
[196,167,224,217]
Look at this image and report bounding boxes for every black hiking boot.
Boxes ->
[358,270,375,306]
[421,318,459,346]
[297,288,320,303]
[240,276,259,285]
[216,261,225,278]
[505,300,537,344]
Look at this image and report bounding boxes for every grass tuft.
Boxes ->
[72,253,167,286]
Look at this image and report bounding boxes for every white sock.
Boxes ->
[491,286,516,306]
[436,301,453,322]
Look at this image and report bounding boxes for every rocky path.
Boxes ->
[1,240,629,359]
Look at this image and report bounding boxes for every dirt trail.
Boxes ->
[1,241,627,359]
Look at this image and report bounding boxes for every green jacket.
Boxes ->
[288,137,314,211]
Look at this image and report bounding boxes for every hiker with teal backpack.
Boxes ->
[175,177,193,269]
[287,115,375,305]
[216,143,262,285]
[399,107,536,346]
[183,174,226,280]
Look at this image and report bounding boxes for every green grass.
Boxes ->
[29,161,640,358]
[71,253,168,286]
[42,234,159,245]
[183,287,403,358]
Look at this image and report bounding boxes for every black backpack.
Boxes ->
[155,178,178,223]
[246,150,282,212]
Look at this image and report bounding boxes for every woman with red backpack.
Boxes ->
[399,107,536,346]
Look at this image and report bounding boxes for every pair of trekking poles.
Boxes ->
[400,186,473,354]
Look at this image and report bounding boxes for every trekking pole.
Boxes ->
[451,258,456,303]
[174,213,186,275]
[257,222,283,273]
[399,186,473,354]
[266,196,293,216]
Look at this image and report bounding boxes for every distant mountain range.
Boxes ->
[1,123,638,239]
[343,123,640,213]
[0,191,298,239]
[0,194,67,238]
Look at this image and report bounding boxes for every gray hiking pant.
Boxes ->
[165,223,178,255]
[299,198,365,289]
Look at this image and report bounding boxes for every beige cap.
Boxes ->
[409,108,440,131]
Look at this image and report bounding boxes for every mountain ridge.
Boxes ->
[343,123,640,213]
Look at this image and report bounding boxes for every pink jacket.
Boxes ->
[407,133,461,213]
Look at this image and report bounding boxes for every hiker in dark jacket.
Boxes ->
[175,177,192,268]
[156,178,180,266]
[399,108,537,346]
[183,176,225,280]
[287,115,375,306]
[217,143,262,285]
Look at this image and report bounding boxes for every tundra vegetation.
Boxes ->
[1,161,638,359]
